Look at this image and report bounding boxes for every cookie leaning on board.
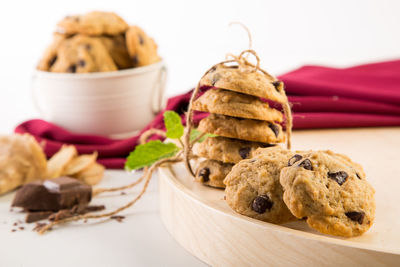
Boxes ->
[37,11,160,73]
[224,146,376,237]
[186,50,292,188]
[0,134,104,195]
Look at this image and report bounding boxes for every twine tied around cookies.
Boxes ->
[183,49,293,177]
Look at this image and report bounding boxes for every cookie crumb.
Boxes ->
[110,215,125,222]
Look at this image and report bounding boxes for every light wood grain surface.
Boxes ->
[159,127,400,266]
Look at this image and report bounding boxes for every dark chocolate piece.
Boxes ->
[25,211,53,223]
[12,177,92,212]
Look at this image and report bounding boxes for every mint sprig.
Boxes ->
[125,140,179,171]
[164,111,184,139]
[125,110,218,171]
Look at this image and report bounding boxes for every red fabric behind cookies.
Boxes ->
[15,59,400,168]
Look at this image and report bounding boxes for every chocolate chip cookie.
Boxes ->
[99,35,133,69]
[125,26,160,67]
[195,159,233,189]
[200,64,285,103]
[280,151,375,237]
[37,33,66,71]
[198,114,285,144]
[224,147,297,224]
[50,35,117,73]
[193,136,274,164]
[57,11,128,36]
[192,89,283,122]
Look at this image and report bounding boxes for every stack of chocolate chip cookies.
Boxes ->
[192,64,289,188]
[37,11,160,73]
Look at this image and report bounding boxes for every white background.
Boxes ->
[0,0,399,133]
[0,1,399,266]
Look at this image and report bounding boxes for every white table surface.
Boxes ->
[0,170,207,267]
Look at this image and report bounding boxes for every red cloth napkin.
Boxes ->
[281,60,400,128]
[15,60,400,168]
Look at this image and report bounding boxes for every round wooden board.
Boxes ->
[158,127,400,266]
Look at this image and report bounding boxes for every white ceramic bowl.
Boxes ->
[32,61,167,138]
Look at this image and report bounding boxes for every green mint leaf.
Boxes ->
[164,111,184,139]
[190,128,217,143]
[125,140,179,171]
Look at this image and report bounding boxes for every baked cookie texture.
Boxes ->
[200,64,285,103]
[125,26,161,67]
[224,147,296,224]
[0,134,47,195]
[99,35,133,69]
[280,150,375,237]
[57,11,128,36]
[195,159,233,189]
[50,35,117,73]
[192,89,283,122]
[198,114,285,144]
[193,136,274,164]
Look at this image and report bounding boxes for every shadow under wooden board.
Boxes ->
[158,127,400,267]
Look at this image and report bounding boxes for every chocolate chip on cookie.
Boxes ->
[298,159,312,170]
[288,154,303,166]
[239,147,251,159]
[252,195,273,214]
[345,211,365,224]
[271,80,283,92]
[195,159,233,189]
[328,171,348,185]
[268,123,279,137]
[193,136,269,164]
[198,168,210,182]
